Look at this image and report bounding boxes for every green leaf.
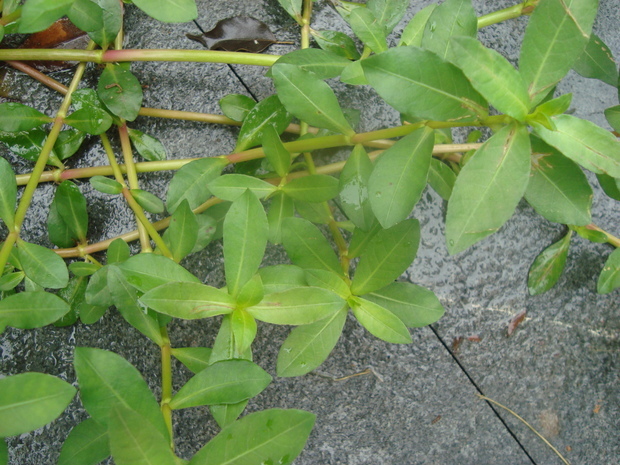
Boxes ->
[262,125,291,177]
[55,181,88,241]
[73,347,169,440]
[282,175,339,203]
[573,33,618,86]
[171,347,213,374]
[235,95,291,152]
[346,7,387,53]
[84,266,114,308]
[304,269,351,299]
[88,0,123,48]
[130,189,165,214]
[597,173,620,201]
[18,0,73,33]
[0,372,76,437]
[55,275,89,327]
[189,409,315,465]
[107,406,176,465]
[79,302,108,325]
[597,247,620,294]
[0,103,50,132]
[339,60,368,86]
[281,217,341,274]
[445,124,531,254]
[219,94,255,122]
[169,360,271,410]
[519,0,598,105]
[208,174,277,201]
[248,287,345,325]
[48,197,76,248]
[449,36,531,121]
[534,114,620,177]
[428,158,456,201]
[107,238,131,264]
[271,63,355,136]
[368,127,434,228]
[67,0,104,32]
[0,128,61,166]
[90,175,123,194]
[166,157,227,213]
[98,64,143,121]
[268,191,295,244]
[351,297,412,343]
[165,200,198,262]
[362,47,487,122]
[271,48,351,80]
[398,4,436,47]
[235,273,264,309]
[0,156,16,229]
[421,0,477,59]
[0,291,70,332]
[604,105,620,133]
[131,0,197,23]
[191,212,217,253]
[230,309,257,354]
[224,190,269,297]
[277,0,302,22]
[364,282,445,327]
[351,218,420,295]
[0,271,24,291]
[58,418,109,465]
[55,128,86,160]
[17,240,69,289]
[338,145,375,231]
[65,89,113,135]
[139,281,236,319]
[311,30,360,60]
[528,231,572,295]
[277,307,347,377]
[258,265,307,294]
[524,137,592,226]
[294,199,332,224]
[127,128,166,161]
[120,253,200,293]
[367,0,410,34]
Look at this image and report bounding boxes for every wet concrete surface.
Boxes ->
[1,0,619,464]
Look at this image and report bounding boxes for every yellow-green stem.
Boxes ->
[100,133,127,185]
[477,0,539,29]
[160,327,174,450]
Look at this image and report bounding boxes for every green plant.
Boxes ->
[0,0,618,463]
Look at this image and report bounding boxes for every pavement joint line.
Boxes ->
[429,324,539,465]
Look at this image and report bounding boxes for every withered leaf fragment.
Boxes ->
[187,16,277,53]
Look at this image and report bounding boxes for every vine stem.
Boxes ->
[0,42,94,274]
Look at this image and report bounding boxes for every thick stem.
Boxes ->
[477,0,539,29]
[160,327,174,450]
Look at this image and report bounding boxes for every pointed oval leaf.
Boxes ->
[97,64,143,121]
[534,114,620,178]
[166,157,227,213]
[235,95,291,152]
[54,128,86,160]
[262,125,291,177]
[131,0,197,22]
[248,287,345,325]
[362,47,487,122]
[368,127,434,228]
[346,7,387,53]
[54,180,88,241]
[58,418,109,465]
[598,248,620,294]
[0,103,50,132]
[0,128,56,164]
[351,297,412,344]
[338,144,375,231]
[524,137,592,226]
[268,191,295,244]
[446,124,531,254]
[428,157,456,201]
[88,0,123,49]
[90,175,123,194]
[351,218,420,295]
[169,360,271,410]
[107,238,131,264]
[209,174,277,201]
[67,0,104,33]
[65,108,113,136]
[282,174,339,203]
[449,36,531,121]
[0,291,70,331]
[398,4,437,47]
[73,347,169,440]
[421,0,477,59]
[171,347,213,374]
[271,48,351,80]
[304,269,351,300]
[281,217,342,274]
[165,199,198,262]
[311,29,361,60]
[18,240,69,289]
[0,156,16,229]
[119,253,200,292]
[231,309,258,355]
[0,271,25,291]
[107,406,176,465]
[127,128,166,161]
[224,190,269,297]
[219,94,256,122]
[519,0,598,105]
[277,0,303,22]
[189,409,315,465]
[364,282,445,327]
[139,281,236,320]
[0,372,76,437]
[573,33,618,86]
[258,264,307,294]
[271,63,354,136]
[18,0,73,33]
[528,231,572,295]
[277,307,347,377]
[130,189,165,214]
[367,0,410,34]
